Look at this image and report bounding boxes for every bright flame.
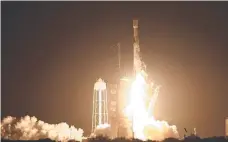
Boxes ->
[125,72,179,141]
[125,73,148,140]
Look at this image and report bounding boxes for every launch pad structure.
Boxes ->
[92,78,109,133]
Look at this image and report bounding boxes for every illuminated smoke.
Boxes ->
[143,117,179,141]
[91,123,111,137]
[1,115,84,142]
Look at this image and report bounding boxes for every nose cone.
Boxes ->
[133,19,138,28]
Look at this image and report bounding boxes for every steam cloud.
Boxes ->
[91,124,111,138]
[1,115,84,142]
[143,119,179,141]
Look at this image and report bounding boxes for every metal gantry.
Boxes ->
[92,78,108,133]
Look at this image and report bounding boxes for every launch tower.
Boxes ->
[117,77,133,138]
[92,78,109,133]
[108,83,118,138]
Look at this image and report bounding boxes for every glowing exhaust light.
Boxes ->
[123,71,179,140]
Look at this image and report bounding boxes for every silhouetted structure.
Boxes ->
[2,136,228,142]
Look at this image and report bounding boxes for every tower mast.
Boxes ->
[117,43,121,71]
[117,42,121,78]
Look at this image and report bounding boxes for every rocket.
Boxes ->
[133,20,142,75]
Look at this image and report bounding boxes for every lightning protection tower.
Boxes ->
[92,78,109,133]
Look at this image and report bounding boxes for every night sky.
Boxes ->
[2,2,228,138]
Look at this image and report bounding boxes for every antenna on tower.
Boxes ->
[110,42,122,79]
[117,43,121,71]
[117,42,121,77]
[109,43,121,71]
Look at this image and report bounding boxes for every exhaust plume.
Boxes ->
[124,73,179,141]
[1,115,84,142]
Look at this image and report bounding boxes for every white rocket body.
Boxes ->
[133,20,142,75]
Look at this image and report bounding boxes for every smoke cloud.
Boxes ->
[1,115,84,142]
[91,124,111,138]
[143,118,179,141]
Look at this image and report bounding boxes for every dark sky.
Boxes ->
[2,2,228,138]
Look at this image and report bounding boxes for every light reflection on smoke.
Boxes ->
[1,115,84,142]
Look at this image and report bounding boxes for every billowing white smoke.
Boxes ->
[143,118,179,141]
[91,124,111,138]
[1,115,84,142]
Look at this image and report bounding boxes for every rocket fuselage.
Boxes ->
[133,20,139,44]
[133,20,141,75]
